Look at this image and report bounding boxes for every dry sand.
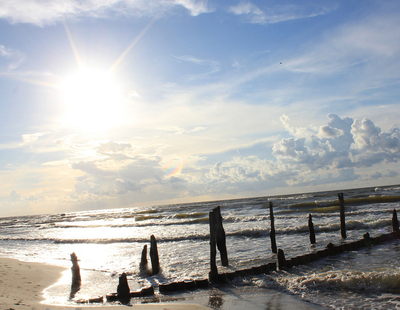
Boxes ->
[0,257,329,310]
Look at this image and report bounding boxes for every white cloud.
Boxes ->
[172,55,220,79]
[174,0,212,16]
[0,45,25,71]
[21,131,51,144]
[229,1,333,25]
[9,189,21,201]
[204,114,400,191]
[0,0,212,26]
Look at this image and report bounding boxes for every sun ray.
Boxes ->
[108,18,156,73]
[63,21,83,70]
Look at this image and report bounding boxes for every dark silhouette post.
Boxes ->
[139,244,148,271]
[209,209,218,283]
[277,248,286,270]
[117,272,130,299]
[338,193,346,239]
[70,252,81,283]
[392,209,399,233]
[150,235,160,275]
[70,252,81,300]
[308,214,316,244]
[269,202,277,253]
[214,206,229,266]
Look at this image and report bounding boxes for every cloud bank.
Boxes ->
[14,114,400,209]
[206,114,400,189]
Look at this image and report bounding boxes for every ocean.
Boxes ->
[1,185,400,309]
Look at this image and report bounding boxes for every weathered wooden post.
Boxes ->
[117,272,130,299]
[139,244,148,271]
[277,248,286,270]
[70,252,81,283]
[392,209,399,233]
[308,214,316,244]
[209,209,218,283]
[214,206,228,266]
[338,193,346,239]
[269,202,277,253]
[150,235,160,275]
[69,252,81,300]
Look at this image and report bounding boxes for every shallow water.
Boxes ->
[1,184,400,308]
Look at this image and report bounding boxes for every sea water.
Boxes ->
[1,185,400,308]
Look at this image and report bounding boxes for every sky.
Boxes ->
[1,0,400,217]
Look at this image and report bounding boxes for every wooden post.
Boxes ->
[139,244,148,271]
[269,202,277,253]
[150,235,160,275]
[70,252,81,283]
[117,272,130,299]
[277,249,286,270]
[209,210,218,282]
[214,206,229,266]
[392,209,399,233]
[338,193,346,239]
[308,214,316,244]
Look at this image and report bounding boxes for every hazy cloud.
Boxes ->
[9,189,21,201]
[285,11,400,78]
[0,0,212,26]
[172,55,220,78]
[21,131,51,144]
[229,1,333,25]
[0,45,25,71]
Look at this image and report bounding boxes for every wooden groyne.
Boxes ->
[71,193,400,304]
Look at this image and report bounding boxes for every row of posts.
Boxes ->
[209,193,400,281]
[70,234,161,300]
[70,193,400,299]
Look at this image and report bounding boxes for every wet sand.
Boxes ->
[0,257,329,309]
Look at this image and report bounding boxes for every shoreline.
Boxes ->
[0,256,330,309]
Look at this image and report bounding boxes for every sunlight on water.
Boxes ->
[1,185,400,308]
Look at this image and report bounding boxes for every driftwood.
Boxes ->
[308,214,316,244]
[269,202,277,253]
[150,235,160,275]
[338,193,346,239]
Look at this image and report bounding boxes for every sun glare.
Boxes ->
[62,68,124,133]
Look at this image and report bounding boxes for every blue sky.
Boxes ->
[1,0,400,216]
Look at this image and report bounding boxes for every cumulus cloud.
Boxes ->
[9,190,21,201]
[274,114,400,170]
[205,114,400,190]
[0,0,212,26]
[351,118,400,167]
[229,1,333,25]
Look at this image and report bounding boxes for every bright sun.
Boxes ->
[61,68,124,133]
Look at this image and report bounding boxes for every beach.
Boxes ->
[0,257,330,310]
[0,256,209,310]
[1,185,400,308]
